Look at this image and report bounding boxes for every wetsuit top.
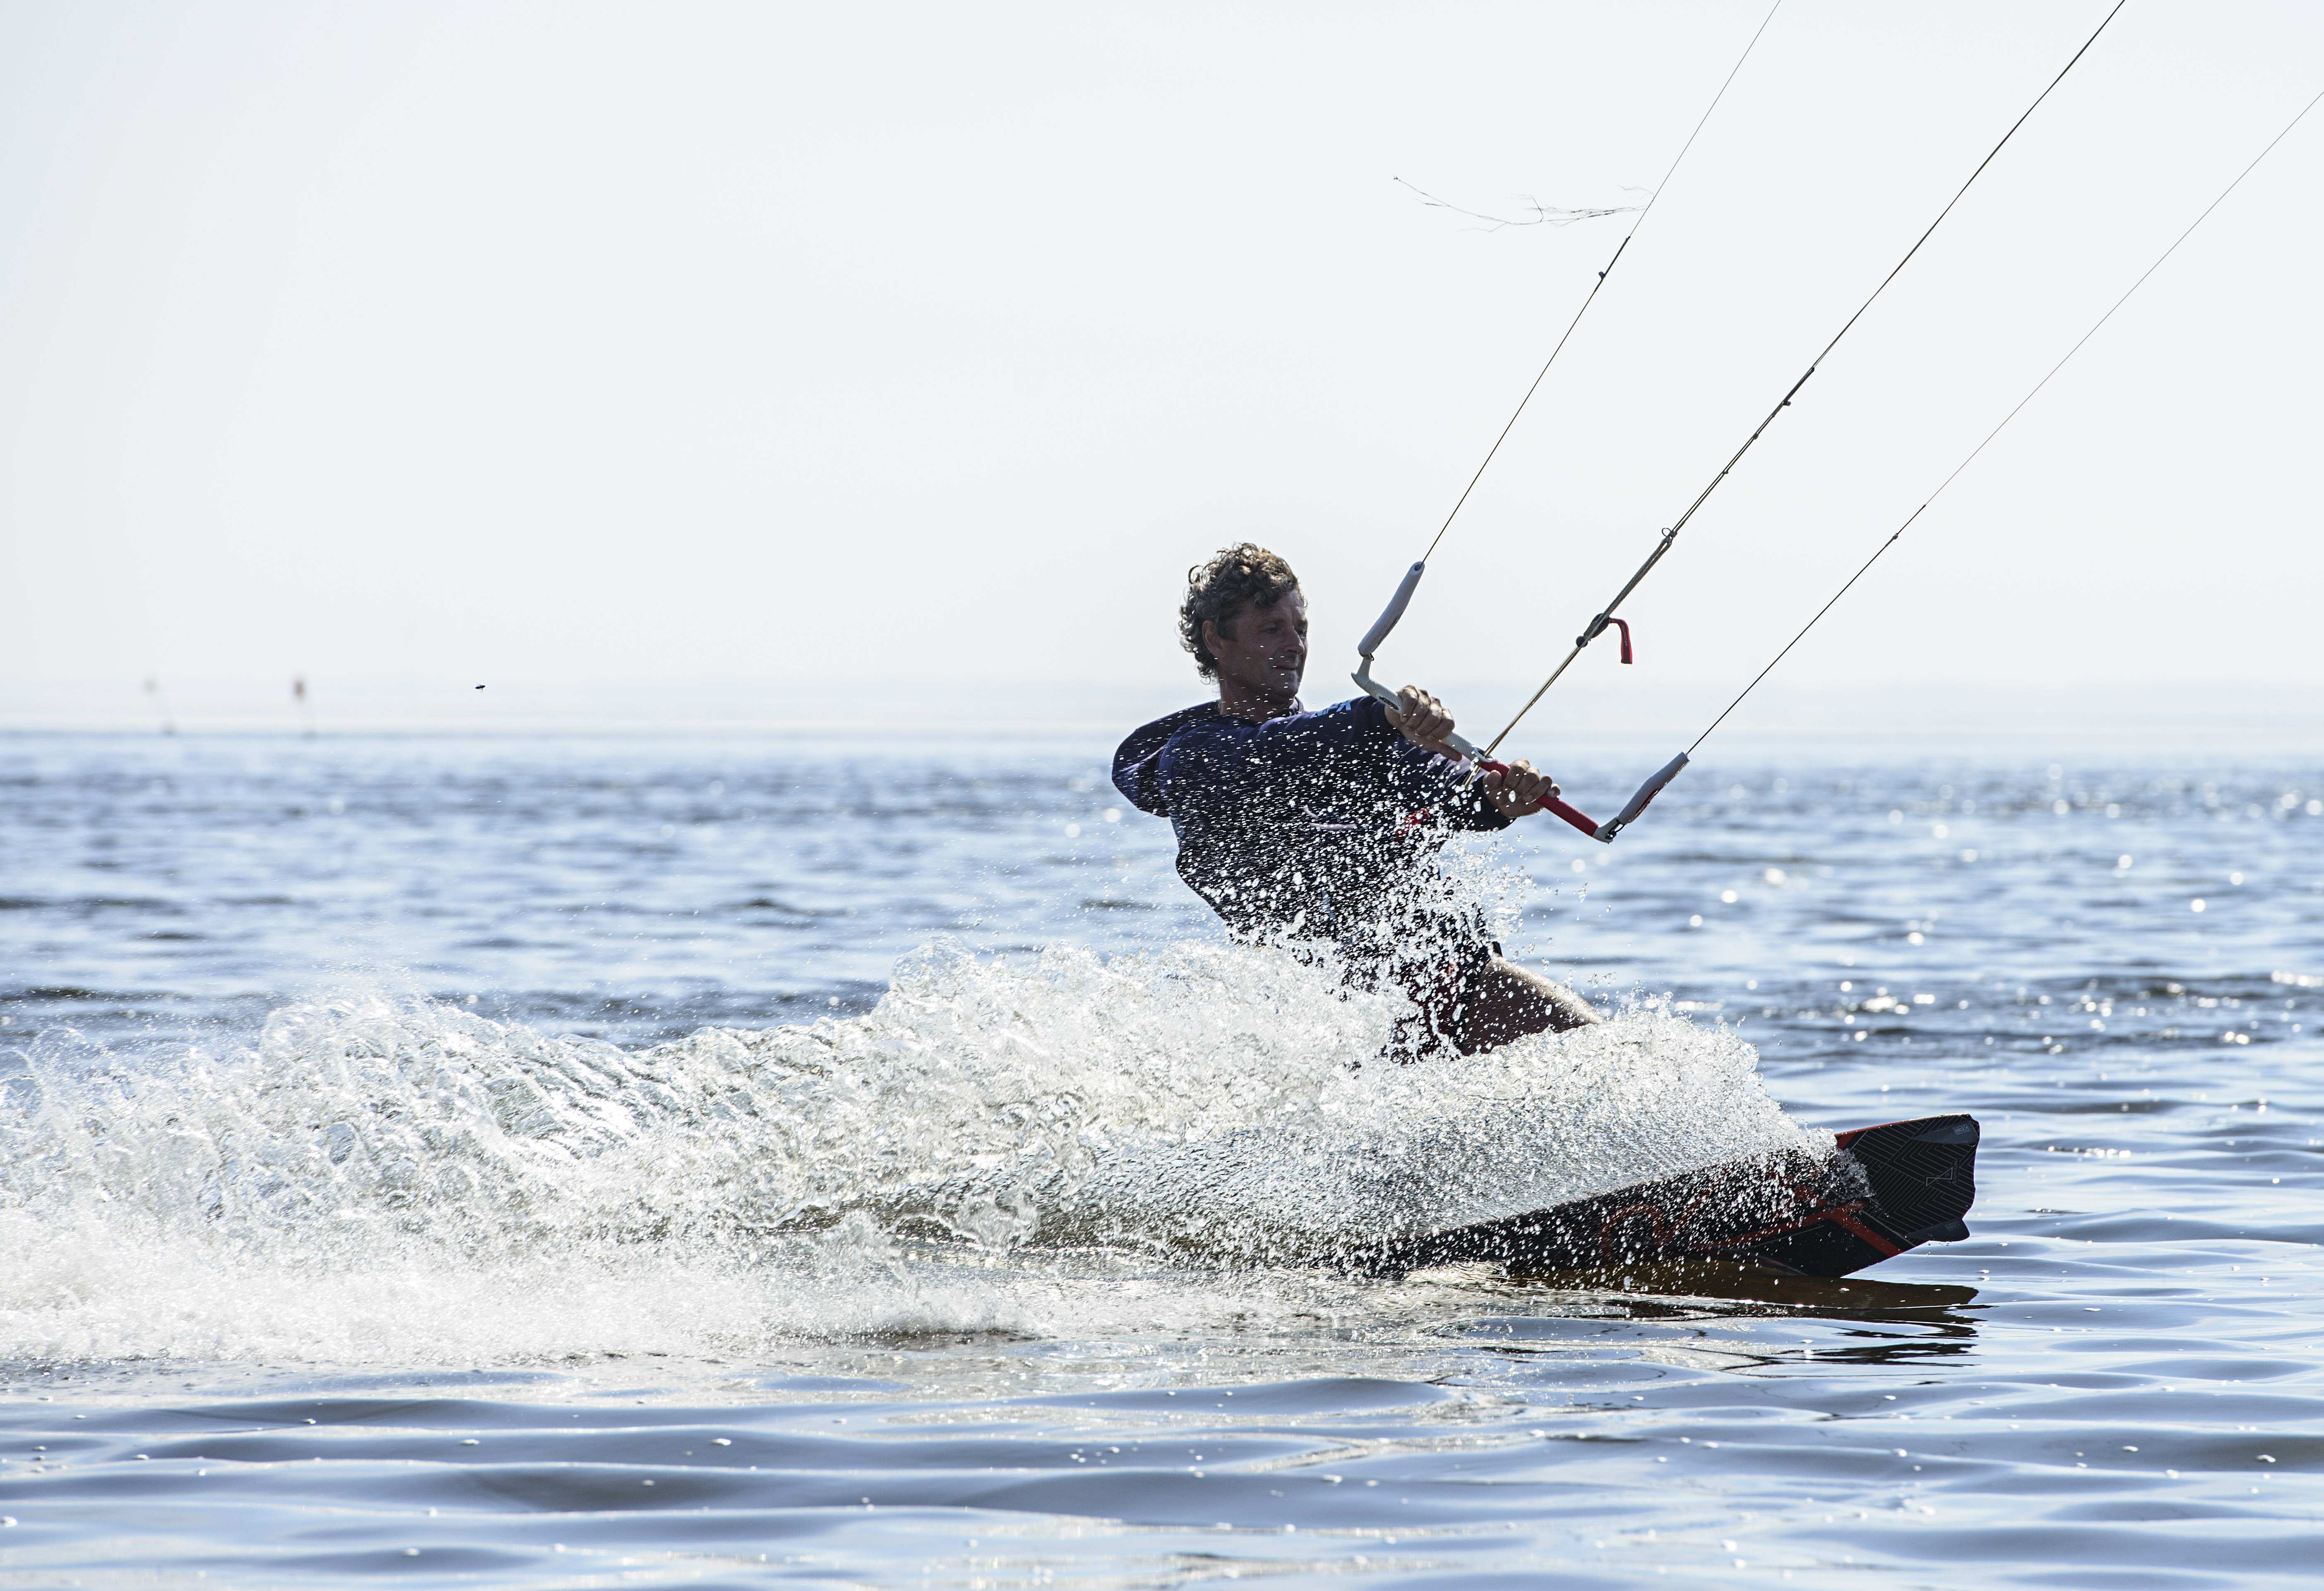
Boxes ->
[1110,696,1510,944]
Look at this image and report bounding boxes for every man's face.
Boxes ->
[1207,588,1308,700]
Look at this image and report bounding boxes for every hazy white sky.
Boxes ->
[4,2,2319,728]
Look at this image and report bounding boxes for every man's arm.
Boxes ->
[1113,703,1220,816]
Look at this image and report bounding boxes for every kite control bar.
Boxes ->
[1352,563,1689,842]
[1476,753,1691,842]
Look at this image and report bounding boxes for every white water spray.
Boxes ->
[0,939,1813,1367]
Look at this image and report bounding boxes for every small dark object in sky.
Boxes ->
[475,685,485,690]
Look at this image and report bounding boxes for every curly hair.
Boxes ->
[1180,544,1300,679]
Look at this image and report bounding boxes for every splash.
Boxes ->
[0,939,1815,1366]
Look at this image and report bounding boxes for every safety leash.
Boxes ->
[1354,5,2127,839]
[1537,64,2319,842]
[1430,1,2134,842]
[1351,0,1784,750]
[1686,77,2324,760]
[1478,0,2129,770]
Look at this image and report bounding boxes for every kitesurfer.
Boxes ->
[1113,544,1597,1055]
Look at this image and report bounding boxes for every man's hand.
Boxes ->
[1386,688,1560,816]
[1384,686,1460,758]
[1480,758,1560,820]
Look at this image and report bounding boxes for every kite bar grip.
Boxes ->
[1351,652,1484,761]
[1594,751,1690,842]
[1478,758,1604,842]
[1357,561,1427,658]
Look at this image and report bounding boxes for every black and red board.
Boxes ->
[1353,1114,1978,1279]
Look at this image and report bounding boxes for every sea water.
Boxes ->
[1,729,2318,1586]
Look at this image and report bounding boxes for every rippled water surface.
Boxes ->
[2,729,2320,1587]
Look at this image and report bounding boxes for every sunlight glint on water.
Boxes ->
[0,732,2319,1587]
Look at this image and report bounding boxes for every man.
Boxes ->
[1113,544,1597,1054]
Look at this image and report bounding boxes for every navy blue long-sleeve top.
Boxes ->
[1111,695,1509,943]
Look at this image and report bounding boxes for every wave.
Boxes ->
[0,939,1814,1365]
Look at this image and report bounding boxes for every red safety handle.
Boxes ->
[1577,614,1634,663]
[1479,759,1600,839]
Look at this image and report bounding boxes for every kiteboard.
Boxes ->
[1351,1113,1977,1279]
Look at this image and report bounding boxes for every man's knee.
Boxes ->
[1446,958,1598,1053]
[1488,958,1599,1029]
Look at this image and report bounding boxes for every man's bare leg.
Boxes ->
[1451,957,1600,1054]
